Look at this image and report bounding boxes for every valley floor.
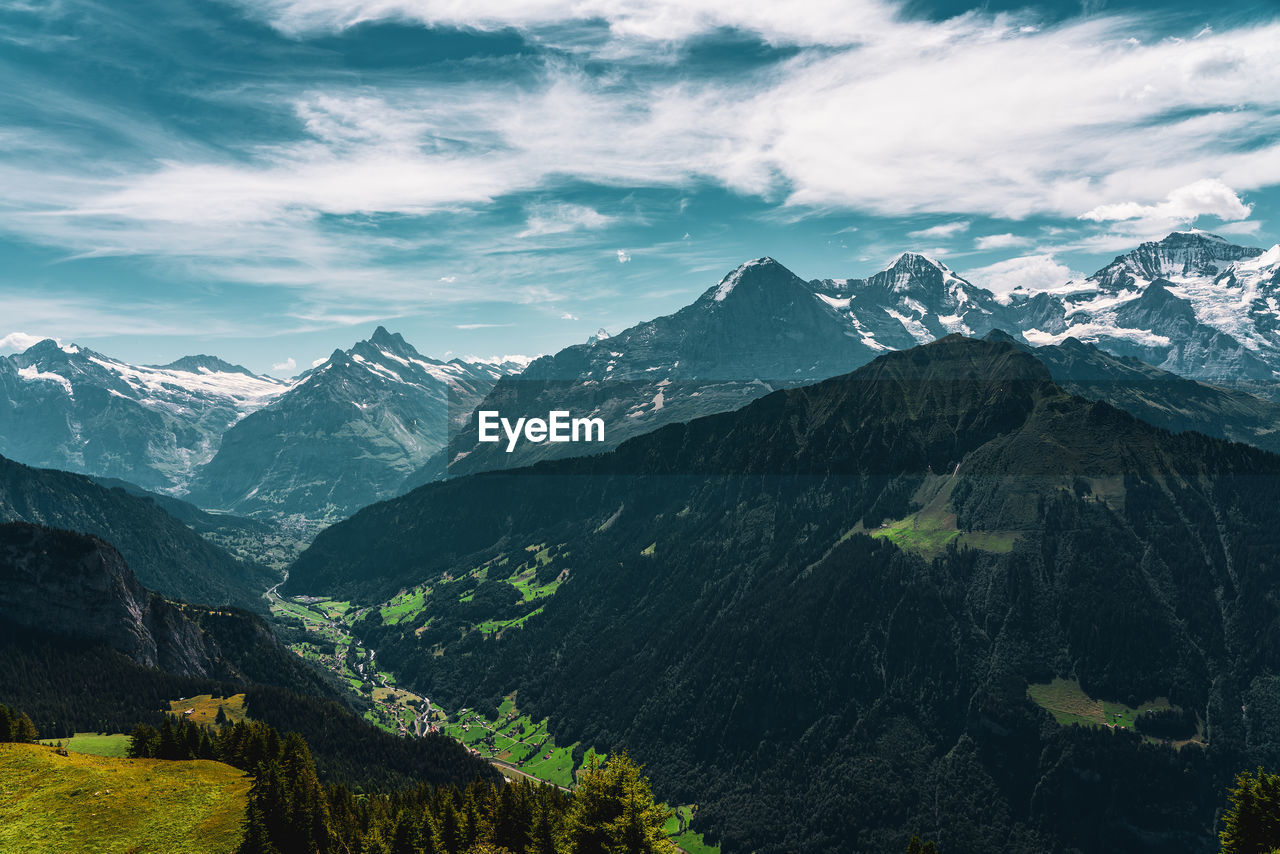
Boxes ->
[266,581,719,854]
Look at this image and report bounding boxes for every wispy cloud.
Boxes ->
[908,221,970,240]
[231,0,906,45]
[1,0,1279,345]
[455,322,514,330]
[974,233,1034,251]
[518,203,615,238]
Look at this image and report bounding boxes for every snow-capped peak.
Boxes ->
[712,257,777,302]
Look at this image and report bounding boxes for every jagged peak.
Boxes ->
[368,325,407,349]
[886,252,951,273]
[708,257,800,303]
[21,338,75,356]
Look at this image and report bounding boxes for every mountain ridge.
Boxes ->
[284,334,1280,852]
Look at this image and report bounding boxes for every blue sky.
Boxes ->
[1,0,1279,374]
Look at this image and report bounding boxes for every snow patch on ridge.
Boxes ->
[714,258,770,302]
[18,364,73,397]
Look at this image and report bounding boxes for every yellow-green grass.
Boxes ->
[309,598,352,619]
[380,588,429,624]
[507,570,562,603]
[1027,678,1194,743]
[663,804,694,835]
[863,474,1019,560]
[477,606,545,636]
[870,510,1016,560]
[169,693,248,727]
[0,742,249,854]
[40,733,131,758]
[672,829,720,854]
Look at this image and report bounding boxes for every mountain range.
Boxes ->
[0,343,285,493]
[416,230,1280,484]
[287,334,1280,852]
[185,327,526,520]
[0,328,526,521]
[4,231,1280,522]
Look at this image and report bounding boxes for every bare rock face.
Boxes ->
[0,522,220,676]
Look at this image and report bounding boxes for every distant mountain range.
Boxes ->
[420,230,1280,484]
[0,343,285,493]
[4,231,1280,522]
[0,328,525,520]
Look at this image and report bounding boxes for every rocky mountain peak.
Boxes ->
[368,325,409,351]
[1104,231,1264,286]
[704,256,805,304]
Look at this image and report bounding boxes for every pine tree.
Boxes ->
[436,798,463,854]
[128,723,159,758]
[12,711,39,743]
[1221,767,1280,854]
[561,753,671,854]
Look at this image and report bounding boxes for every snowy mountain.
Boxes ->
[811,252,1014,349]
[187,327,524,520]
[413,254,1015,482]
[0,340,287,492]
[1007,231,1280,385]
[414,235,1280,485]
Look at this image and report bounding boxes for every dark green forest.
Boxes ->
[286,336,1280,852]
[0,454,271,609]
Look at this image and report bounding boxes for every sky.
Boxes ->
[1,0,1279,375]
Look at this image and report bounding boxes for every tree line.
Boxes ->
[0,701,39,743]
[125,706,675,853]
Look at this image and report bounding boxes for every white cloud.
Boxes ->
[455,322,514,329]
[272,356,297,372]
[616,249,631,263]
[2,4,1280,323]
[974,233,1034,250]
[233,0,904,45]
[907,221,970,240]
[561,312,579,320]
[1080,178,1252,225]
[518,203,614,238]
[311,356,327,367]
[0,331,54,353]
[1214,220,1263,237]
[964,254,1084,302]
